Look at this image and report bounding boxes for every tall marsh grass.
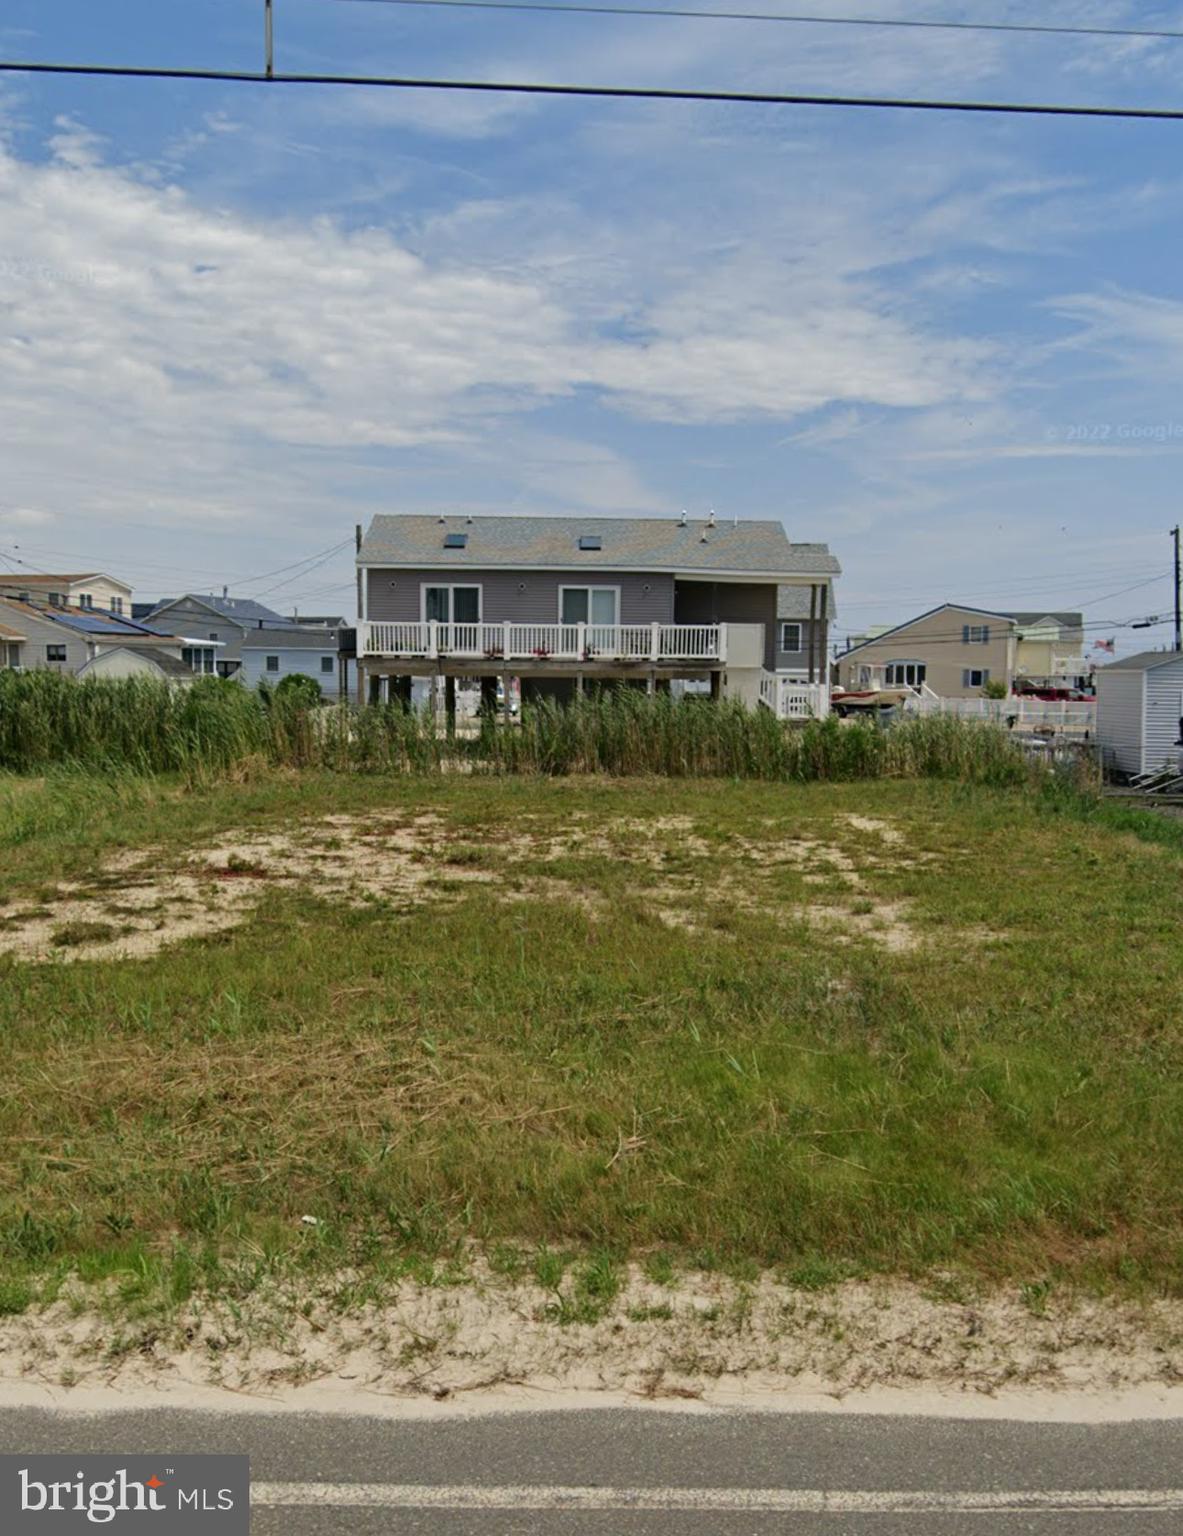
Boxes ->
[0,669,1052,786]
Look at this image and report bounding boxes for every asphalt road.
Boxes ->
[1,1405,1181,1534]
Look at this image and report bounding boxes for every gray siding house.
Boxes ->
[356,512,839,710]
[147,594,342,698]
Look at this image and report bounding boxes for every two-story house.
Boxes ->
[0,572,133,616]
[145,593,342,697]
[836,602,1091,700]
[836,604,1017,699]
[355,512,840,715]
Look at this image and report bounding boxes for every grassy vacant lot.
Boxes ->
[1,767,1182,1319]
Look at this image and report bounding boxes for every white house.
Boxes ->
[1095,650,1183,777]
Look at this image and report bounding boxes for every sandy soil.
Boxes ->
[2,1267,1181,1412]
[0,811,962,962]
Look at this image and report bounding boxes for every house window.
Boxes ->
[46,644,67,662]
[560,587,619,625]
[962,624,990,644]
[320,656,334,674]
[962,668,990,689]
[209,632,220,642]
[110,596,124,615]
[78,593,93,610]
[885,661,926,688]
[265,654,280,673]
[182,647,215,675]
[423,585,481,624]
[779,622,802,653]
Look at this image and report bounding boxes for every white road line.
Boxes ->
[253,1483,1183,1513]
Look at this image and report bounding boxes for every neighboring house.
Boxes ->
[1095,650,1183,777]
[0,596,216,676]
[0,572,133,616]
[238,627,342,694]
[0,621,25,670]
[77,647,200,685]
[355,512,840,713]
[146,593,342,696]
[1003,611,1088,687]
[836,604,1017,699]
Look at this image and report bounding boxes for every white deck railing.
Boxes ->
[359,620,726,664]
[758,673,831,720]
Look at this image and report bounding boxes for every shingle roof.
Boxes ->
[0,598,178,640]
[136,647,198,678]
[241,627,341,650]
[358,515,840,577]
[1003,611,1084,629]
[0,622,25,640]
[1097,650,1183,672]
[150,594,296,627]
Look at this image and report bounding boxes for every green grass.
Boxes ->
[1,766,1181,1320]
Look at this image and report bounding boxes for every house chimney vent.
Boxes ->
[707,508,716,528]
[678,509,688,526]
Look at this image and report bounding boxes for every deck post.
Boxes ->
[650,621,660,662]
[647,670,656,695]
[444,675,456,738]
[577,620,587,660]
[503,620,512,661]
[808,584,818,684]
[501,670,511,722]
[427,619,439,660]
[717,623,728,665]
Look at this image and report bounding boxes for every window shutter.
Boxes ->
[981,669,989,685]
[961,625,968,642]
[962,669,970,687]
[982,626,990,644]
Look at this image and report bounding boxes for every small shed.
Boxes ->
[1095,649,1183,777]
[77,647,197,686]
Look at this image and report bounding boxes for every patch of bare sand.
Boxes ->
[3,1268,1181,1406]
[0,808,972,964]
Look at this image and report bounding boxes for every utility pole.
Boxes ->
[1174,525,1181,652]
[264,0,274,79]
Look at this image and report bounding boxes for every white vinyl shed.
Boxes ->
[1095,650,1183,777]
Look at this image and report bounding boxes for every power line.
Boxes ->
[334,0,1183,46]
[5,57,1183,120]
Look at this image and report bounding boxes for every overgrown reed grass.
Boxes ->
[0,668,1063,787]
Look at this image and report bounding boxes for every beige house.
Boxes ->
[1007,611,1087,686]
[0,571,133,617]
[836,604,1017,700]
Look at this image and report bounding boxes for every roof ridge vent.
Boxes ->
[707,508,716,528]
[678,509,688,526]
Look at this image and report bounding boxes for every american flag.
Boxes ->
[1093,638,1115,653]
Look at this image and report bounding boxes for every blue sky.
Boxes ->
[0,1,1181,648]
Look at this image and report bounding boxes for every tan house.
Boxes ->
[0,571,133,616]
[1006,611,1087,687]
[836,604,1017,700]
